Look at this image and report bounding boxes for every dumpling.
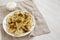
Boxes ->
[15,29,24,35]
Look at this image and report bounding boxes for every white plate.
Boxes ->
[3,10,35,37]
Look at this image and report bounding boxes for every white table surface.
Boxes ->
[0,0,60,40]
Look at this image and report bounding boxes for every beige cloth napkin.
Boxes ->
[0,0,50,40]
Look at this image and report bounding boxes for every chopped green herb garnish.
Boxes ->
[24,13,27,19]
[23,29,29,33]
[16,20,22,23]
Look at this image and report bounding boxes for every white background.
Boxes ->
[0,0,60,40]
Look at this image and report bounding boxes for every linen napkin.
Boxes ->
[0,0,50,40]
